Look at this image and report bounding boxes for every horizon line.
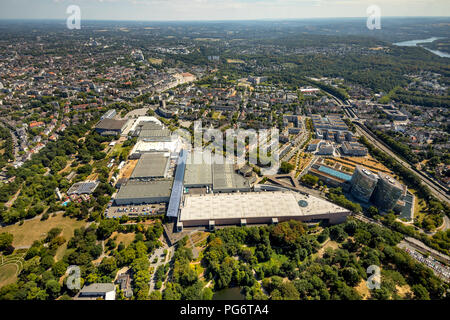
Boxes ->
[0,15,449,23]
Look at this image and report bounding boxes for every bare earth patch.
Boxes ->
[316,240,340,258]
[355,279,371,300]
[1,213,87,248]
[396,284,413,299]
[111,231,136,247]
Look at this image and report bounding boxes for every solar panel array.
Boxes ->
[68,181,99,195]
[166,149,187,218]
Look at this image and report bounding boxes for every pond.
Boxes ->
[212,287,245,300]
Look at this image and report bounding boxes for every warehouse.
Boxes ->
[139,127,172,142]
[130,153,170,180]
[95,118,129,135]
[184,152,213,188]
[114,179,173,205]
[177,191,350,231]
[129,140,181,159]
[212,163,251,193]
[183,152,251,193]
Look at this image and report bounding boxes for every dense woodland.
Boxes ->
[1,219,447,300]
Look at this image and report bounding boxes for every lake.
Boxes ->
[393,37,450,58]
[212,287,245,300]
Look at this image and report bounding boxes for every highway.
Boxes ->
[354,122,449,204]
[353,213,450,266]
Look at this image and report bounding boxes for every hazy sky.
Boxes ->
[0,0,449,21]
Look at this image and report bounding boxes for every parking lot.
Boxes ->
[105,203,166,218]
[403,246,450,282]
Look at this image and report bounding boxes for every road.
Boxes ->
[353,213,450,265]
[354,122,449,204]
[0,120,20,162]
[281,119,310,162]
[322,89,449,204]
[398,241,450,282]
[148,242,173,294]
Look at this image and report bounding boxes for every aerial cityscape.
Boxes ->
[0,0,449,308]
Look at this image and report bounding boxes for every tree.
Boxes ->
[367,206,379,217]
[280,162,294,174]
[149,290,162,300]
[300,174,319,187]
[412,284,430,300]
[97,219,119,239]
[52,261,68,277]
[98,257,118,276]
[45,279,61,299]
[202,287,214,300]
[40,255,55,270]
[0,232,13,252]
[341,267,361,287]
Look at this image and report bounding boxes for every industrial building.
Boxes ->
[184,152,213,188]
[100,109,116,121]
[95,118,129,136]
[177,191,351,231]
[350,166,379,202]
[114,179,173,205]
[130,153,170,180]
[182,152,251,193]
[131,121,165,136]
[139,127,172,142]
[167,149,187,218]
[128,116,163,134]
[129,139,181,159]
[212,163,251,193]
[75,283,116,300]
[371,172,406,212]
[67,181,99,195]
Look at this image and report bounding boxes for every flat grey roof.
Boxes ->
[139,128,171,140]
[95,118,128,131]
[115,179,173,200]
[378,172,404,189]
[131,153,169,179]
[184,153,212,186]
[212,163,250,190]
[80,283,115,294]
[139,122,163,130]
[179,191,349,221]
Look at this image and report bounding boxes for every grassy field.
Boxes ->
[111,231,136,247]
[409,188,427,223]
[211,111,222,120]
[0,264,18,287]
[0,250,27,288]
[226,59,245,64]
[148,58,163,65]
[355,279,371,300]
[1,213,87,248]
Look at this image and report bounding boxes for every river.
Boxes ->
[393,37,450,58]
